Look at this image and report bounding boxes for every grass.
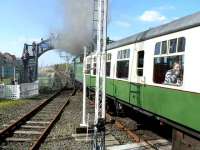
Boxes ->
[0,94,47,109]
[0,78,12,85]
[0,99,28,109]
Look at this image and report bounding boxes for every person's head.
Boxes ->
[173,62,181,75]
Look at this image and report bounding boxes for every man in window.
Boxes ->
[164,62,182,86]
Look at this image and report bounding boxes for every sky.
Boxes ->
[0,0,199,66]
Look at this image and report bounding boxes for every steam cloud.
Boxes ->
[54,0,95,55]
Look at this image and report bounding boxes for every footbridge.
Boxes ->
[21,38,54,83]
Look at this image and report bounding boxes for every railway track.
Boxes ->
[0,88,75,150]
[87,99,171,149]
[106,113,172,150]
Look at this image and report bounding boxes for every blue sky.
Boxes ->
[108,0,200,40]
[0,0,199,66]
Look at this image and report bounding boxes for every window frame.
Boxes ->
[106,62,111,77]
[154,42,161,55]
[155,37,186,56]
[153,54,184,87]
[116,60,129,79]
[177,37,186,52]
[106,53,112,77]
[85,64,91,75]
[93,63,96,75]
[137,50,145,77]
[161,41,167,54]
[117,49,130,60]
[153,37,186,87]
[92,56,96,76]
[169,38,178,54]
[85,57,92,75]
[116,49,130,80]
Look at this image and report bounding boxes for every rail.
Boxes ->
[0,88,75,150]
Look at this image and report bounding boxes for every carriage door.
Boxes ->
[130,50,145,107]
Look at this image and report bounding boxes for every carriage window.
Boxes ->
[137,51,144,76]
[107,53,112,61]
[117,49,130,59]
[92,57,96,75]
[106,62,111,76]
[153,55,184,86]
[169,39,177,53]
[178,37,186,52]
[93,63,96,75]
[116,60,129,79]
[80,56,84,63]
[86,64,91,74]
[106,53,111,77]
[155,42,161,55]
[161,41,167,54]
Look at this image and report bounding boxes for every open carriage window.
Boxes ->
[153,37,185,86]
[153,55,184,86]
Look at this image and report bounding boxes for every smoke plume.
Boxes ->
[54,0,95,55]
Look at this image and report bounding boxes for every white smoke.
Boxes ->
[54,0,95,55]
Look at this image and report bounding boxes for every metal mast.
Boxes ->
[101,0,108,119]
[94,0,108,125]
[94,0,102,125]
[92,0,108,149]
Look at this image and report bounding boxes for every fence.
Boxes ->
[0,81,39,100]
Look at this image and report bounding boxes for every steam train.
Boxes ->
[74,11,200,147]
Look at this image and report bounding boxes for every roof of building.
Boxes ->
[107,11,200,50]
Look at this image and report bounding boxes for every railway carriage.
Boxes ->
[74,12,200,142]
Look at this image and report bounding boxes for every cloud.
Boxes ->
[114,20,132,28]
[139,10,167,22]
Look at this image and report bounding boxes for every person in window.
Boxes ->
[164,62,182,86]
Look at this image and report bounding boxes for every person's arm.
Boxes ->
[164,70,172,84]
